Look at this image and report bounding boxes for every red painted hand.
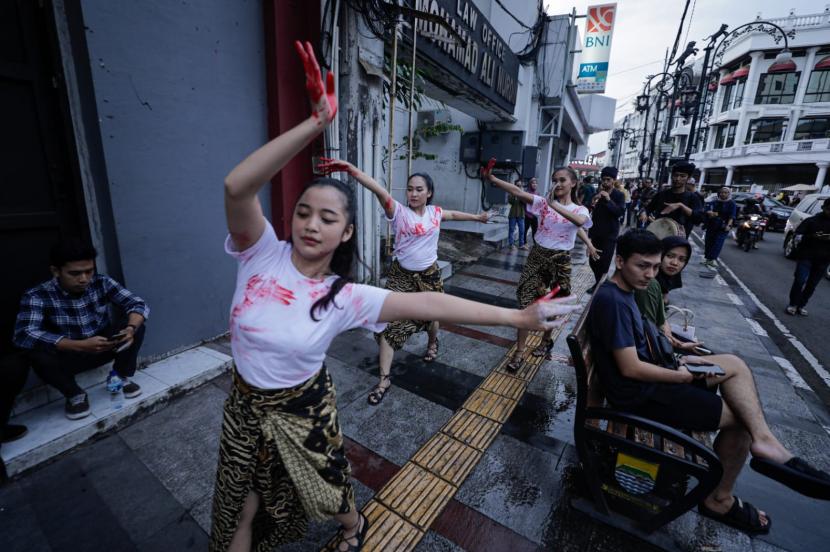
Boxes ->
[480,157,497,179]
[317,157,354,176]
[294,40,337,126]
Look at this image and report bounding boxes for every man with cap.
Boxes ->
[640,161,702,237]
[587,166,626,292]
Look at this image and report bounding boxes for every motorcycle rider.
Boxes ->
[738,197,765,249]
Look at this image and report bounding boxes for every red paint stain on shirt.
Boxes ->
[413,223,426,236]
[231,274,296,324]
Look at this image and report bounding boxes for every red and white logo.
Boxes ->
[586,5,615,33]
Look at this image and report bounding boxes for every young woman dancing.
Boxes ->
[482,160,591,371]
[210,42,578,552]
[317,158,488,405]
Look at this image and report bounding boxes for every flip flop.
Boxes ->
[698,496,771,536]
[750,456,830,500]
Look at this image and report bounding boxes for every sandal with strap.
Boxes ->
[698,496,771,536]
[332,512,369,551]
[531,339,554,360]
[506,349,525,373]
[367,375,391,406]
[423,338,440,362]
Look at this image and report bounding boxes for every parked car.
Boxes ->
[783,193,830,258]
[732,192,793,232]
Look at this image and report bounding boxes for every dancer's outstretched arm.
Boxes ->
[379,291,579,331]
[480,159,535,205]
[316,158,396,219]
[442,210,489,222]
[225,41,336,251]
[577,228,601,261]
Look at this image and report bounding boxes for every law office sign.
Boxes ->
[576,3,617,94]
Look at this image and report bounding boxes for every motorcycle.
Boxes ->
[735,214,766,252]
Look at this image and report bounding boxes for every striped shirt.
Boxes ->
[13,274,149,350]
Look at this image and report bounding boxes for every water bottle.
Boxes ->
[107,370,124,410]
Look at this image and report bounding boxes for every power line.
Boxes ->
[682,0,698,49]
[608,59,664,77]
[494,0,533,29]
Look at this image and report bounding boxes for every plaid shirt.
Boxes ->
[13,274,150,351]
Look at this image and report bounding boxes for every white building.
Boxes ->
[679,9,830,192]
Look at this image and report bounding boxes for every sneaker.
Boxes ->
[1,424,28,444]
[122,379,142,399]
[65,394,91,420]
[785,306,798,316]
[797,307,808,317]
[519,244,529,251]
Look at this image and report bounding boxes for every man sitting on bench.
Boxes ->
[588,229,830,536]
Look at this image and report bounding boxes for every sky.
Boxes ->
[542,0,830,156]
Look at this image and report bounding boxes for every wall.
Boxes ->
[79,0,269,356]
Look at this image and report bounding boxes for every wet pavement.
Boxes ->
[1,239,829,551]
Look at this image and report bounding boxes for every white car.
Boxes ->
[783,193,830,259]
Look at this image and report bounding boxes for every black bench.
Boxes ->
[566,288,724,537]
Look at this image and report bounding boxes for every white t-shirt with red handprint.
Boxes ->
[389,200,443,271]
[527,195,591,251]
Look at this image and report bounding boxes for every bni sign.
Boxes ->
[576,3,617,94]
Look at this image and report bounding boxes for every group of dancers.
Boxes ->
[210,42,579,552]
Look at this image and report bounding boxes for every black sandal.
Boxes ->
[506,349,525,373]
[698,496,771,536]
[367,376,391,406]
[531,339,554,359]
[423,338,440,362]
[750,456,830,500]
[332,512,369,551]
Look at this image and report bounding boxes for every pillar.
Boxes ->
[699,167,707,186]
[815,162,829,190]
[725,166,735,187]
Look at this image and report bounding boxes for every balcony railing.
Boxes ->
[692,138,830,161]
[767,11,830,29]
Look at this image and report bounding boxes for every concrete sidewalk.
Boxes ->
[1,237,829,552]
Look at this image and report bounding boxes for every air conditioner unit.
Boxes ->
[417,109,451,130]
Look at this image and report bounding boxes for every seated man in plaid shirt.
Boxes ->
[14,239,149,420]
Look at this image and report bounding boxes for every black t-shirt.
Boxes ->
[646,189,701,229]
[795,213,830,262]
[588,280,656,408]
[589,188,626,240]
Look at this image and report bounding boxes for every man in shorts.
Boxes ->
[588,229,830,534]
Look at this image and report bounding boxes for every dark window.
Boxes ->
[805,70,830,103]
[714,123,737,149]
[746,118,787,144]
[733,79,746,108]
[721,85,733,112]
[755,72,800,104]
[794,117,830,140]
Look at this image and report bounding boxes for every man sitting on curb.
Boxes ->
[13,239,149,420]
[588,229,830,536]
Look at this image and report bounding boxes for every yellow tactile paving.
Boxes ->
[375,463,455,529]
[440,409,502,451]
[412,432,483,486]
[320,264,594,552]
[462,388,517,423]
[480,371,526,400]
[360,501,424,552]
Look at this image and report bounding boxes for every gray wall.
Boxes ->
[80,0,269,356]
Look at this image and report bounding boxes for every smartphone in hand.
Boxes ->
[685,362,725,376]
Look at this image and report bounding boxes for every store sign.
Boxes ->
[414,0,519,114]
[576,3,617,94]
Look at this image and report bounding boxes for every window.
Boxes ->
[805,71,830,103]
[720,79,747,112]
[755,72,800,104]
[720,85,733,112]
[746,118,787,144]
[714,123,737,149]
[796,198,817,214]
[794,118,830,140]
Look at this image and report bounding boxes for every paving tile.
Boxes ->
[401,331,505,379]
[455,434,567,543]
[140,346,230,387]
[188,491,214,533]
[135,516,208,551]
[0,483,53,552]
[119,386,226,508]
[413,531,463,551]
[325,355,380,409]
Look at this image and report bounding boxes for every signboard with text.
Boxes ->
[576,3,617,94]
[413,0,519,115]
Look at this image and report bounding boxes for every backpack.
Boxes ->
[641,316,678,370]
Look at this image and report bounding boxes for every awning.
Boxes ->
[720,72,736,86]
[731,65,750,79]
[768,59,796,73]
[781,184,818,192]
[816,55,830,70]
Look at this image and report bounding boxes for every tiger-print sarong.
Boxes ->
[209,366,352,552]
[516,244,572,308]
[375,260,444,350]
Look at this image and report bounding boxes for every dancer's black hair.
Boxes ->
[408,173,434,205]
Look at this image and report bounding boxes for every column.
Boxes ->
[815,162,829,190]
[735,51,764,146]
[794,47,820,105]
[725,166,735,187]
[699,167,707,186]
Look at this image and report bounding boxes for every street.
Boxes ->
[707,229,830,408]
